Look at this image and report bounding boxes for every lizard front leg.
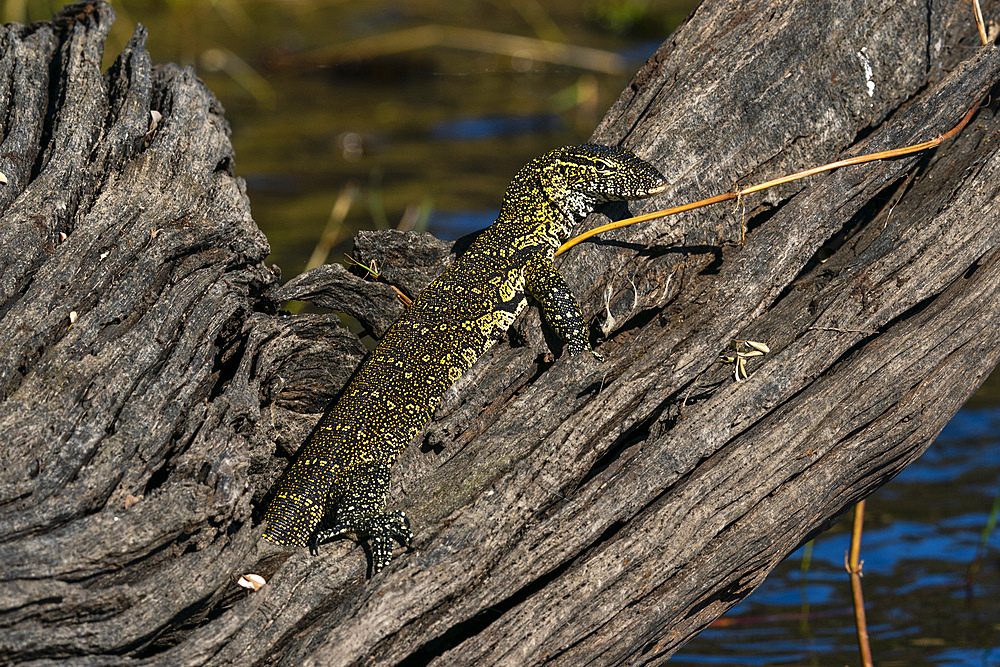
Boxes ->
[312,461,413,575]
[524,254,603,360]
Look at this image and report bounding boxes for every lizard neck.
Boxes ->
[497,166,593,247]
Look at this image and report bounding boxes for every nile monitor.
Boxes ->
[262,144,667,573]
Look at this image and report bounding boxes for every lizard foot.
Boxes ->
[311,510,413,574]
[566,340,604,361]
[368,511,413,574]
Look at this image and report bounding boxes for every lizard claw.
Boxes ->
[310,523,350,555]
[369,511,413,574]
[312,511,412,575]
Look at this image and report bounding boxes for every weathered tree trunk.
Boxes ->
[2,1,999,665]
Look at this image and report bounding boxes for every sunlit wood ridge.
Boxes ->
[555,103,979,257]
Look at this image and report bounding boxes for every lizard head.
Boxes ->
[539,143,668,226]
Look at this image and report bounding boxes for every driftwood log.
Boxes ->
[2,1,999,664]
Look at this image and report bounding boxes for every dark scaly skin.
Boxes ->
[262,144,667,573]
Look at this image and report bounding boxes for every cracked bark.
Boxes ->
[1,1,999,665]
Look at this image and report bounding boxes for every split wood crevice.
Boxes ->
[1,1,998,665]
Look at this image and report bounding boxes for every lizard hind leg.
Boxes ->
[311,463,414,575]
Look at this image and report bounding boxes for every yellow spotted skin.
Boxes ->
[262,144,667,574]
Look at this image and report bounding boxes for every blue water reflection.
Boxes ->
[430,114,563,141]
[930,646,1000,666]
[428,209,498,240]
[675,403,1000,665]
[936,407,1000,441]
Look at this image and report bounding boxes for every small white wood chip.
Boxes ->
[237,573,266,591]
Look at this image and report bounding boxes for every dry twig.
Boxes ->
[555,105,979,257]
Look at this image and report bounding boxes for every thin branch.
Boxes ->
[305,182,358,272]
[845,500,874,667]
[278,25,626,75]
[973,0,988,45]
[555,104,979,257]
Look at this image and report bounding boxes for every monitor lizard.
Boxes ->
[262,144,667,574]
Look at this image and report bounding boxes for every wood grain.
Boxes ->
[1,1,998,664]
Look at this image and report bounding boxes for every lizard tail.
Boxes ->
[262,492,323,547]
